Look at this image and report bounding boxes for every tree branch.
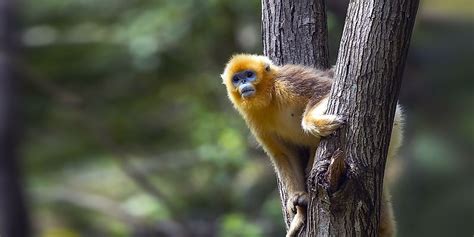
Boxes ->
[262,0,330,69]
[262,0,330,232]
[306,0,419,236]
[0,0,31,236]
[262,0,330,231]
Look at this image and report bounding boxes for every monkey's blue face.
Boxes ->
[232,70,257,98]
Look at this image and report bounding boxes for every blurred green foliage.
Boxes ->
[19,0,473,236]
[219,213,263,237]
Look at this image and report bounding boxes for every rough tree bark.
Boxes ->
[306,0,419,236]
[262,0,330,230]
[262,0,330,69]
[262,0,418,236]
[0,0,31,236]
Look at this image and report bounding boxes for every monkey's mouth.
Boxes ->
[240,87,256,98]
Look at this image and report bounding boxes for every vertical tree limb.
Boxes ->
[262,0,330,230]
[307,0,419,236]
[0,0,31,236]
[262,0,330,69]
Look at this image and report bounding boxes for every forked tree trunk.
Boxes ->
[0,0,31,236]
[261,0,418,236]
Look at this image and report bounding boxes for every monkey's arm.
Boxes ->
[302,97,344,137]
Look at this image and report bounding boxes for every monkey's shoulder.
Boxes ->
[275,65,333,99]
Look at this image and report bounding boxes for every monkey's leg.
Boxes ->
[255,133,308,237]
[286,205,306,237]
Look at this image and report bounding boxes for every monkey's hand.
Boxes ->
[286,192,309,237]
[303,114,344,137]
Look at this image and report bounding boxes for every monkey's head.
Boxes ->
[221,54,277,110]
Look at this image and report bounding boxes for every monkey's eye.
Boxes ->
[232,75,240,84]
[246,71,254,78]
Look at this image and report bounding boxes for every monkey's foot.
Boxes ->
[287,192,309,215]
[305,114,344,137]
[286,192,308,237]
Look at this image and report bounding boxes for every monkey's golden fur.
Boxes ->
[222,54,403,237]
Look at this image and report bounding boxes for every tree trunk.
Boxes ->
[262,0,330,69]
[262,0,330,230]
[261,0,418,235]
[0,0,31,236]
[307,0,419,236]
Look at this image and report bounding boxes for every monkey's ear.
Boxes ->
[220,74,226,84]
[265,64,271,72]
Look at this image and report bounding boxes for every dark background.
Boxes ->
[10,0,474,236]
